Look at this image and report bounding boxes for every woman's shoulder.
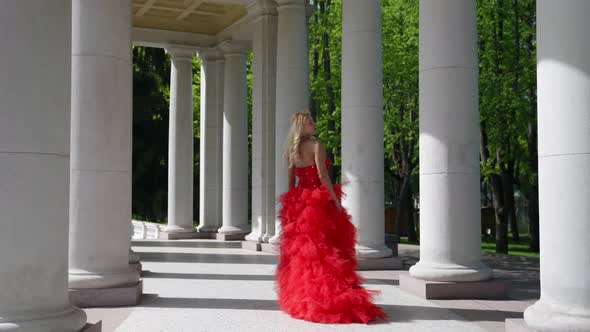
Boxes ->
[310,139,326,152]
[300,138,322,149]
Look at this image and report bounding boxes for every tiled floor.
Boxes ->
[84,240,539,332]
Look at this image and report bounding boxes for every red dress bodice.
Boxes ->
[295,159,331,189]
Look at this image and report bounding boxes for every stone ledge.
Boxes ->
[81,321,102,332]
[357,256,403,270]
[70,280,143,308]
[242,241,262,251]
[216,232,247,241]
[159,231,214,240]
[261,242,279,254]
[505,319,536,332]
[399,271,509,299]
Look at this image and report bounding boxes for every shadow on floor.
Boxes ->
[139,295,521,323]
[139,252,278,265]
[141,271,398,286]
[142,271,275,281]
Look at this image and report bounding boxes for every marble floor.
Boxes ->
[85,240,539,332]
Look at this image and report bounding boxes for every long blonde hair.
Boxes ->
[283,111,312,167]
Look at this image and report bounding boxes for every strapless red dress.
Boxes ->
[276,160,385,323]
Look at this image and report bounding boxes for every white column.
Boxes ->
[409,0,491,281]
[341,0,391,259]
[197,50,224,233]
[0,1,87,330]
[269,0,309,245]
[247,1,278,243]
[218,41,249,236]
[69,0,141,292]
[523,1,590,331]
[164,47,196,234]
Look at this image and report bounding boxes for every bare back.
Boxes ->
[293,139,318,168]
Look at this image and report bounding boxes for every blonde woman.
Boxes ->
[275,111,384,323]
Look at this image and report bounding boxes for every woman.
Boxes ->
[276,111,385,324]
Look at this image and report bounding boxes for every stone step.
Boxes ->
[132,239,242,249]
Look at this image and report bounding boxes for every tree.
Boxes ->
[382,0,419,241]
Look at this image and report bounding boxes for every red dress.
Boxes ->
[276,159,385,323]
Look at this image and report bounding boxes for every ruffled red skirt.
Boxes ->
[276,184,385,323]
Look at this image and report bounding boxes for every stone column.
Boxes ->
[69,0,141,306]
[269,0,309,246]
[341,0,391,259]
[217,41,250,240]
[246,1,278,248]
[0,1,87,330]
[521,1,590,331]
[407,0,491,282]
[162,47,197,238]
[197,50,224,234]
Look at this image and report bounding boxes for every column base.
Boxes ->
[409,261,493,282]
[69,280,143,308]
[505,319,535,332]
[261,242,280,254]
[82,321,102,332]
[399,271,508,299]
[245,232,263,242]
[357,256,403,270]
[241,241,261,251]
[162,225,196,234]
[196,224,219,233]
[218,225,249,235]
[216,232,247,241]
[356,244,393,259]
[268,233,280,245]
[261,233,273,242]
[69,268,140,289]
[0,305,87,332]
[524,300,590,332]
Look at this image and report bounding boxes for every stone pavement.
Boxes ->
[84,240,540,332]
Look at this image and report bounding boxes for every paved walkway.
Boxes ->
[85,240,540,332]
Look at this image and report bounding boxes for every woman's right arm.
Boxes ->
[287,164,296,189]
[314,141,342,210]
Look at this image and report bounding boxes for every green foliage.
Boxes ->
[477,0,537,185]
[132,47,202,223]
[309,0,343,172]
[132,47,171,222]
[382,0,419,202]
[130,1,538,241]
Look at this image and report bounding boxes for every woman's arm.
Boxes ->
[288,164,296,189]
[314,141,342,210]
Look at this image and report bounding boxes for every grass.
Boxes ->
[399,233,540,258]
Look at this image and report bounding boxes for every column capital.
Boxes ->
[247,0,278,17]
[198,48,225,62]
[165,46,196,62]
[218,40,249,57]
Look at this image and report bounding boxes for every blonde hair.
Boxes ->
[283,111,312,167]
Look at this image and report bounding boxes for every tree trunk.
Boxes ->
[481,127,509,253]
[502,165,519,242]
[395,170,410,236]
[491,172,508,253]
[524,0,539,252]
